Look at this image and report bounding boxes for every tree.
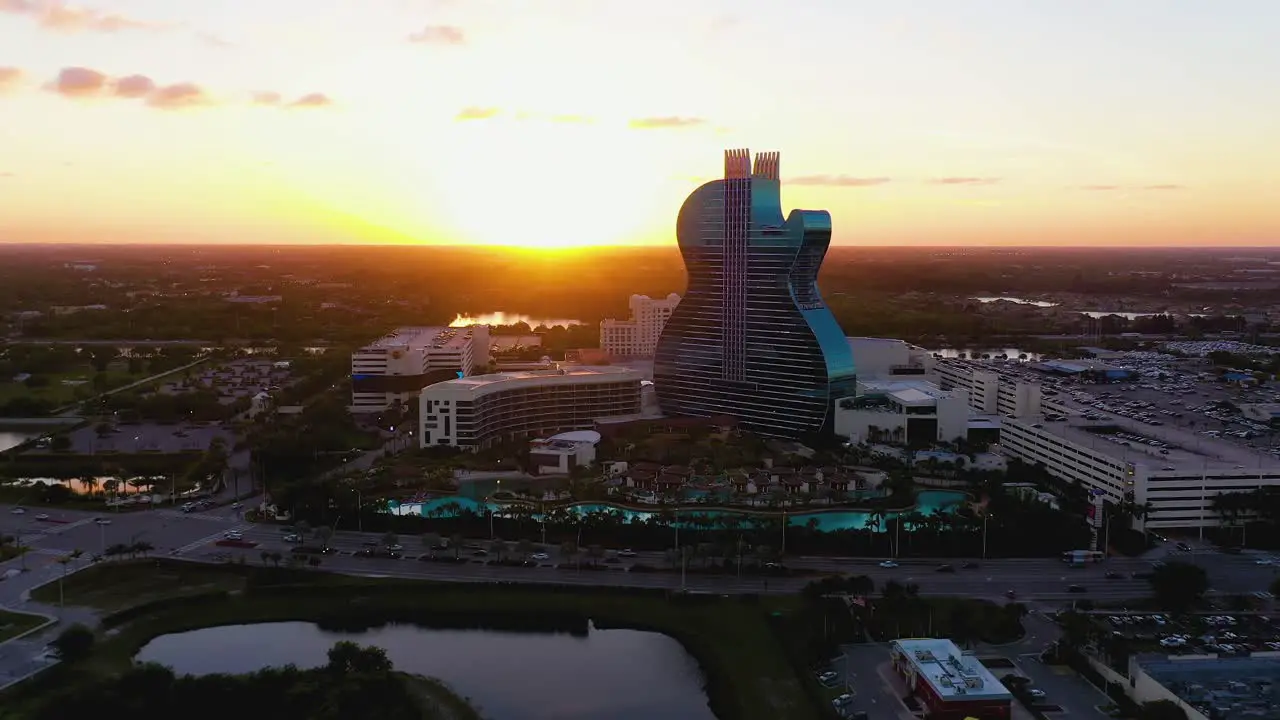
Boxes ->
[1139,699,1189,720]
[50,624,95,663]
[382,531,398,548]
[314,526,333,549]
[325,641,392,674]
[1148,561,1209,612]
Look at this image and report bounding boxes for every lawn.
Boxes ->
[28,561,248,612]
[38,560,821,720]
[0,363,149,408]
[0,609,51,642]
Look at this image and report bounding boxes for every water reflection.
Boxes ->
[138,621,716,720]
[450,312,584,328]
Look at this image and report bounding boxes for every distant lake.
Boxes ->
[972,296,1058,308]
[451,312,584,328]
[137,621,716,720]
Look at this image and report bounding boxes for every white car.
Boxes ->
[223,531,243,540]
[34,514,49,521]
[531,552,550,561]
[1028,689,1047,700]
[10,507,25,515]
[879,560,899,568]
[832,694,853,708]
[93,518,111,525]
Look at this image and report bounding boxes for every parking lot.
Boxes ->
[1091,610,1280,657]
[52,420,233,455]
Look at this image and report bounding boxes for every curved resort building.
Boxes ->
[418,366,642,450]
[653,149,856,438]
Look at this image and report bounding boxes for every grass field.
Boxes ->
[29,561,247,611]
[35,560,819,720]
[0,363,150,408]
[0,609,51,643]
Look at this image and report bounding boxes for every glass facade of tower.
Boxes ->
[653,150,857,438]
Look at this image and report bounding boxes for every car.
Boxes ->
[386,544,403,552]
[1177,542,1192,552]
[231,502,243,509]
[283,534,302,543]
[93,518,111,525]
[878,560,899,568]
[1005,590,1017,599]
[34,513,49,521]
[1105,570,1123,579]
[935,564,955,573]
[10,507,25,515]
[1256,558,1274,566]
[531,552,550,561]
[961,561,980,569]
[617,549,637,558]
[472,549,488,557]
[1027,689,1047,700]
[1068,584,1087,593]
[832,694,853,708]
[817,670,838,684]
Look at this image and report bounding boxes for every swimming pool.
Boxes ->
[390,490,968,533]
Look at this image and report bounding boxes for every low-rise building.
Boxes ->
[419,366,642,450]
[351,326,490,413]
[1131,653,1280,720]
[937,359,1042,418]
[846,337,937,383]
[834,380,970,446]
[528,430,601,475]
[889,638,1012,719]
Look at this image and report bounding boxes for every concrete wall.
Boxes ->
[1125,658,1211,720]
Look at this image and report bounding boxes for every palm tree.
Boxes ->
[488,538,506,561]
[560,540,579,567]
[422,532,441,557]
[516,538,534,560]
[450,533,463,559]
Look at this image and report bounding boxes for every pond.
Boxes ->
[137,621,717,720]
[0,430,39,453]
[392,490,969,533]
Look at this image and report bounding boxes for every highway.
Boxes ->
[4,501,1279,607]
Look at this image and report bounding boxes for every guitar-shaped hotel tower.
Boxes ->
[653,149,857,438]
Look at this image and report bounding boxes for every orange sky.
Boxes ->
[1,0,1278,247]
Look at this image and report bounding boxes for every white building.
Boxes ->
[936,359,1042,418]
[999,413,1280,531]
[528,430,601,475]
[846,337,937,383]
[351,326,491,413]
[834,379,970,446]
[600,293,681,358]
[419,366,643,450]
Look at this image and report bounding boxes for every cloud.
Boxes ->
[1,0,160,33]
[455,106,500,121]
[790,175,891,187]
[112,74,156,99]
[408,25,465,45]
[197,32,233,48]
[146,82,212,110]
[1079,185,1120,191]
[0,66,23,92]
[1143,184,1183,190]
[629,116,707,129]
[47,66,109,97]
[287,92,333,109]
[252,91,282,106]
[0,171,15,178]
[929,177,1000,185]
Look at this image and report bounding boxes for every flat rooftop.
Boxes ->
[435,366,640,391]
[891,638,1011,702]
[1140,654,1280,720]
[1012,408,1280,473]
[360,327,475,352]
